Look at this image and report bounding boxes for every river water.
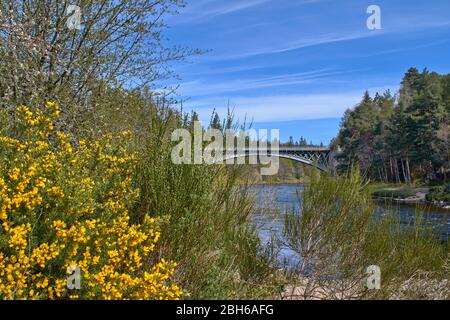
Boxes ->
[251,183,450,268]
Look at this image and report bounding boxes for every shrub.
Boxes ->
[284,169,448,300]
[426,185,450,203]
[0,103,182,300]
[284,170,374,299]
[132,111,279,299]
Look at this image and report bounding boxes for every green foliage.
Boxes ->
[0,108,9,136]
[335,68,450,185]
[0,104,183,300]
[285,170,373,281]
[1,75,281,300]
[364,211,446,286]
[122,102,280,299]
[284,168,448,299]
[426,185,450,203]
[0,0,281,300]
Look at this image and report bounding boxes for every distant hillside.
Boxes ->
[243,158,315,184]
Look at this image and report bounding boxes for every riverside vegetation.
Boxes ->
[334,68,450,205]
[0,99,282,299]
[0,92,287,299]
[0,0,279,299]
[283,170,449,300]
[0,1,448,300]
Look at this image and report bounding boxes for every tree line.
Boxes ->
[334,67,450,184]
[284,136,324,148]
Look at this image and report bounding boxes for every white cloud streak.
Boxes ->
[177,68,367,96]
[203,20,450,61]
[176,0,271,24]
[181,87,395,123]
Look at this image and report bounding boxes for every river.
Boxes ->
[251,183,450,269]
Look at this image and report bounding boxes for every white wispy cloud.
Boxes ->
[178,64,268,77]
[356,38,450,59]
[203,18,450,61]
[204,30,382,61]
[181,86,396,123]
[177,68,367,96]
[175,0,271,24]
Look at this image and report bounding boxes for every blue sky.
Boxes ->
[164,0,450,144]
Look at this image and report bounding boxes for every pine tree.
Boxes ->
[335,68,449,183]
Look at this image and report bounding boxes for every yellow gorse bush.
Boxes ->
[0,102,182,300]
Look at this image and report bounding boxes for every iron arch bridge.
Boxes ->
[218,147,333,171]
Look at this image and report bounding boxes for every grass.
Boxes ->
[127,108,283,299]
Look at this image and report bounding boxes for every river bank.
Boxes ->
[251,179,450,209]
[369,183,450,210]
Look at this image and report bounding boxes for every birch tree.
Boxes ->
[0,0,197,115]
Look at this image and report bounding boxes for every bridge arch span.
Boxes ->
[218,151,330,171]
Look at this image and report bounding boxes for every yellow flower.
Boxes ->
[0,103,182,300]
